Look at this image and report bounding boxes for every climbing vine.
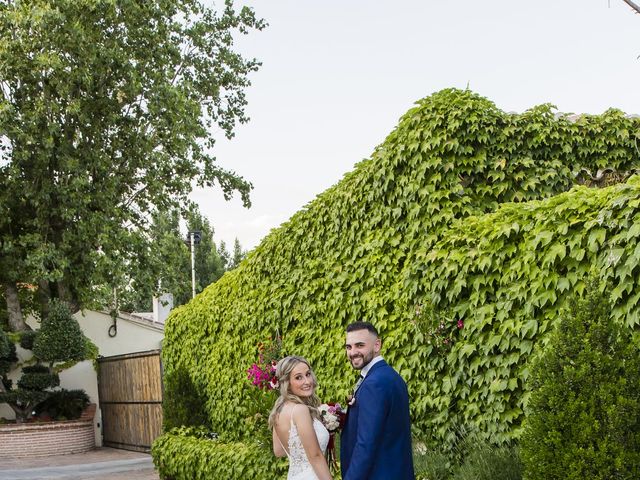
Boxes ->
[152,88,640,477]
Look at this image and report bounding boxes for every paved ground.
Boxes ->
[0,447,160,480]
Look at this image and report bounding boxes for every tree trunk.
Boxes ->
[37,280,52,319]
[56,279,80,314]
[3,281,27,332]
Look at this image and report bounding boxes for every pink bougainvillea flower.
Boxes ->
[457,319,464,329]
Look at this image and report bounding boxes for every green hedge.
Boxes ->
[155,88,640,466]
[152,427,287,480]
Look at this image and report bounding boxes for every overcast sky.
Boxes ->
[193,0,640,251]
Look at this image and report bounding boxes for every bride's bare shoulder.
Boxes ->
[291,403,312,423]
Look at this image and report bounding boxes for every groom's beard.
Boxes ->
[349,350,375,370]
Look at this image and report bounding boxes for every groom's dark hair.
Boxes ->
[346,321,379,337]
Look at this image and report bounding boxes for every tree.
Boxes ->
[113,208,191,313]
[99,205,239,311]
[230,237,246,270]
[0,0,264,330]
[181,207,227,304]
[218,240,231,272]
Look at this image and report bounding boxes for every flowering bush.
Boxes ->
[247,336,283,390]
[244,336,284,449]
[247,362,278,390]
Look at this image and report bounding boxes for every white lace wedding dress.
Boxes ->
[279,416,330,480]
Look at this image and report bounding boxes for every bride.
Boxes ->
[269,355,332,480]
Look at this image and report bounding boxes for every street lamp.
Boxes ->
[187,231,201,299]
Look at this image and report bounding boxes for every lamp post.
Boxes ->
[188,231,201,299]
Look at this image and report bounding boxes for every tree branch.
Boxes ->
[621,0,640,14]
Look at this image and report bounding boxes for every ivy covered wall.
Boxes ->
[160,89,640,454]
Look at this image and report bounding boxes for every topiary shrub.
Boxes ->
[17,365,60,391]
[34,389,90,420]
[520,280,640,479]
[0,362,58,422]
[19,330,37,350]
[0,300,93,422]
[33,299,86,364]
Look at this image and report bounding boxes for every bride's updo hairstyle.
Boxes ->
[268,355,321,429]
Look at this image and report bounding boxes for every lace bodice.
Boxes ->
[284,418,330,480]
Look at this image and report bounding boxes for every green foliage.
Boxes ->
[162,367,212,431]
[158,88,640,465]
[98,206,245,312]
[0,341,16,383]
[0,389,49,413]
[0,330,16,383]
[229,238,247,271]
[33,300,86,364]
[19,330,36,350]
[0,0,264,316]
[1,301,92,421]
[0,328,9,359]
[454,445,522,480]
[414,447,452,480]
[17,366,60,391]
[414,427,522,480]
[34,389,90,420]
[0,361,58,421]
[152,427,287,480]
[520,281,640,479]
[185,209,230,303]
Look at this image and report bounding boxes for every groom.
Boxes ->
[340,321,415,480]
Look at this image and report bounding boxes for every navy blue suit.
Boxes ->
[340,360,414,480]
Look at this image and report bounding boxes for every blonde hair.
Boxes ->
[268,355,321,429]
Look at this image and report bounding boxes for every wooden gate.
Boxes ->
[97,350,163,452]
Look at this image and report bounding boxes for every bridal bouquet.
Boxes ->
[319,402,346,471]
[319,402,346,433]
